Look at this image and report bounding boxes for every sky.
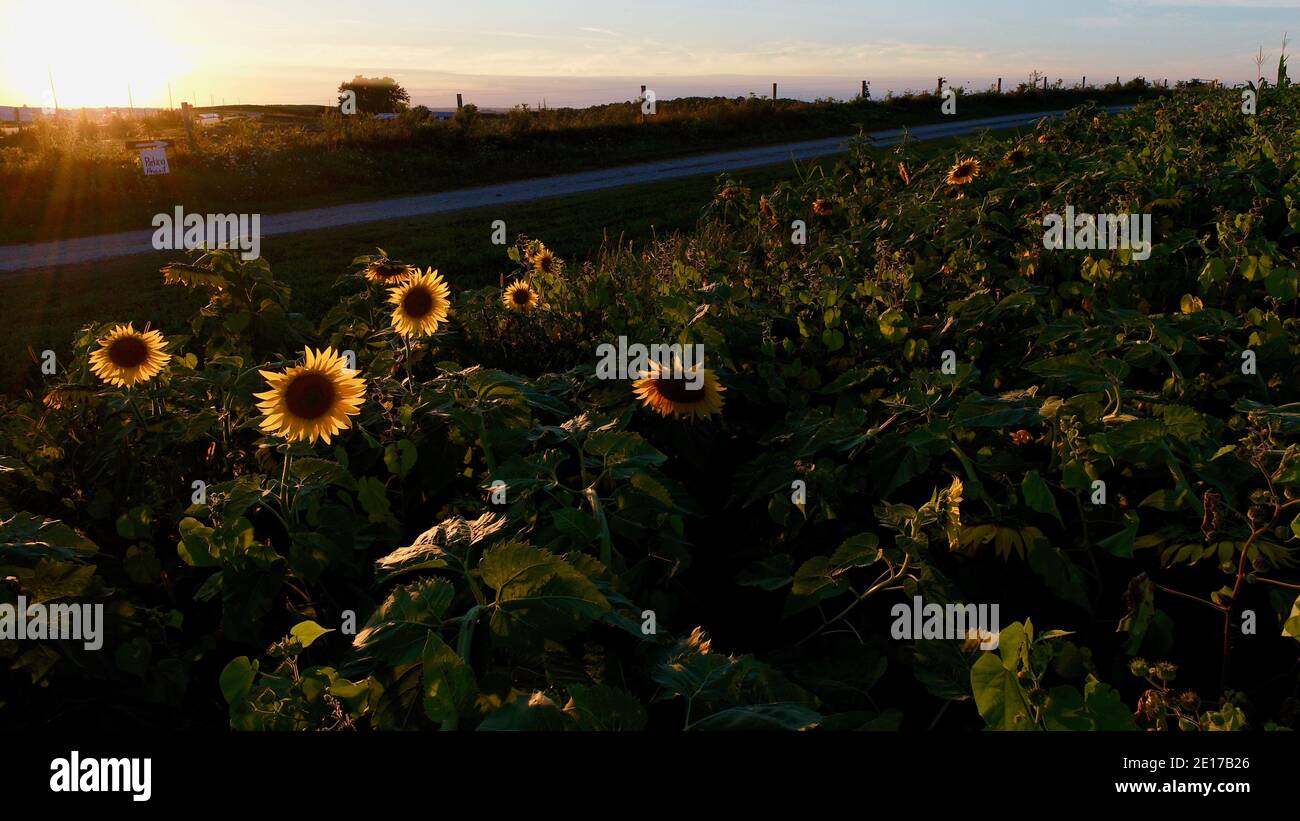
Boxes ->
[1,0,1296,109]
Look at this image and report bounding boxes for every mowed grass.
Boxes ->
[0,128,1021,392]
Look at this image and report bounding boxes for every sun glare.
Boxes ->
[1,3,189,109]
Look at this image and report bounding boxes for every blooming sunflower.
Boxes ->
[532,246,560,275]
[811,198,833,217]
[1002,147,1029,166]
[255,347,366,444]
[363,258,416,286]
[89,324,170,387]
[632,359,725,421]
[502,280,539,312]
[945,158,981,185]
[389,268,451,337]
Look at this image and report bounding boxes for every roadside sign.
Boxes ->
[126,140,173,175]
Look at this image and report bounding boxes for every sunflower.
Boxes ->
[89,324,170,387]
[43,385,98,410]
[632,359,725,421]
[502,280,539,312]
[812,198,833,217]
[945,158,981,185]
[389,268,451,337]
[161,262,226,290]
[1037,133,1056,145]
[532,246,560,275]
[1003,147,1029,166]
[363,258,416,285]
[255,347,366,444]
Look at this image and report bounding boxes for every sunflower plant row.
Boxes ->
[2,89,1300,731]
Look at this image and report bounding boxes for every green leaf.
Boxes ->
[219,656,257,704]
[356,477,392,524]
[829,533,880,569]
[1283,595,1300,643]
[0,511,98,560]
[374,513,505,583]
[114,637,152,678]
[480,542,609,653]
[970,652,1035,730]
[350,578,456,667]
[21,559,96,604]
[1026,541,1090,609]
[1265,267,1298,300]
[1021,470,1062,523]
[421,633,477,726]
[1098,512,1139,558]
[290,620,334,648]
[736,554,793,590]
[478,694,575,731]
[688,703,822,731]
[564,684,648,731]
[384,440,419,478]
[1082,677,1138,730]
[785,556,850,615]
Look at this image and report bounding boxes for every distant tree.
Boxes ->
[452,103,479,132]
[337,76,410,114]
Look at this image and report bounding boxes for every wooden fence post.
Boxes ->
[456,93,463,110]
[180,102,196,150]
[772,82,777,102]
[997,77,1002,94]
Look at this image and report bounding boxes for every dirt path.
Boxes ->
[0,107,1128,273]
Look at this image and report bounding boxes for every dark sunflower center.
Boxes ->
[107,336,150,368]
[402,287,435,318]
[285,372,336,420]
[537,256,553,273]
[512,288,532,305]
[652,376,701,404]
[956,163,975,177]
[373,263,407,281]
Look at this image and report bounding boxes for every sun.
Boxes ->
[0,4,189,109]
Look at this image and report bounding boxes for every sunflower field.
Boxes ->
[2,89,1299,732]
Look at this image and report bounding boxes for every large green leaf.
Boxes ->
[564,684,648,731]
[350,577,456,667]
[480,542,609,653]
[421,633,477,726]
[0,512,97,561]
[688,703,822,731]
[970,653,1035,731]
[1021,470,1062,524]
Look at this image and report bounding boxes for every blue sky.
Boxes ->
[2,0,1296,107]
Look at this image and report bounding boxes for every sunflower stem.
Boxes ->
[125,392,149,429]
